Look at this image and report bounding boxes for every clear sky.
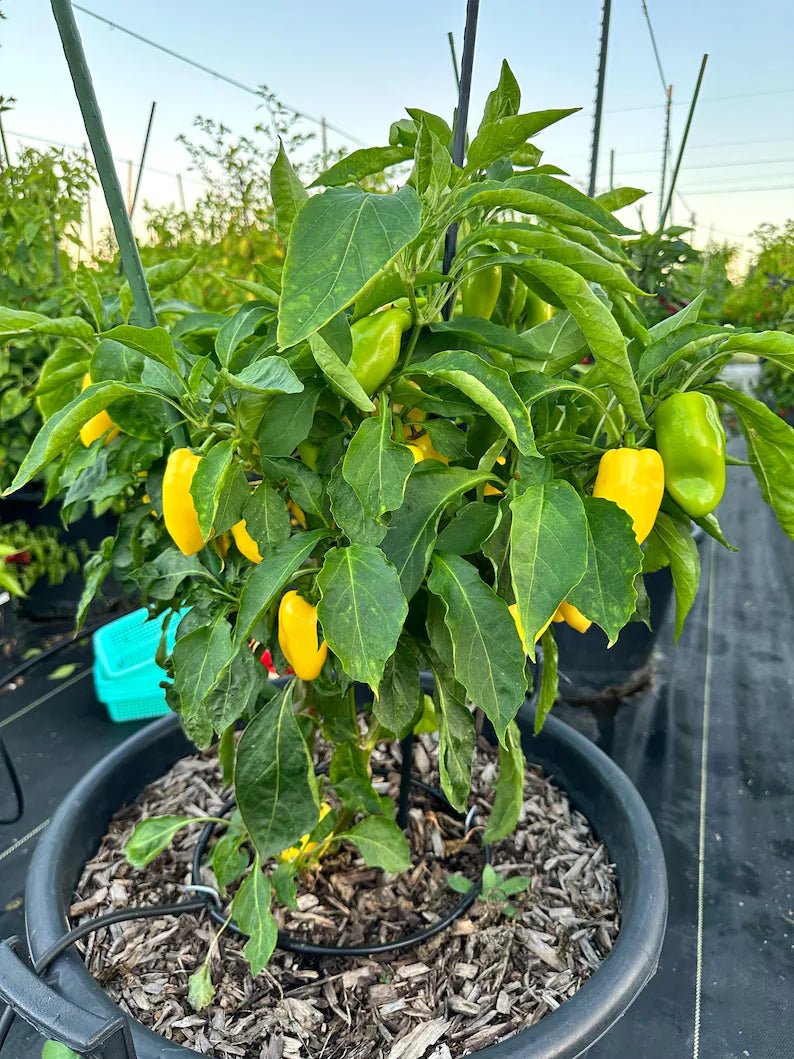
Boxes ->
[2,0,793,264]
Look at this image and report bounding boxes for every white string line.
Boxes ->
[0,818,50,864]
[0,667,91,730]
[693,539,717,1059]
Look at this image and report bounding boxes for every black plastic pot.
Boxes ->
[6,706,667,1058]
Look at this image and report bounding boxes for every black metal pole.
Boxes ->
[397,733,414,831]
[658,84,672,225]
[659,55,708,232]
[441,0,480,319]
[130,101,156,221]
[587,0,612,198]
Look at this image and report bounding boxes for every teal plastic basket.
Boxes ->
[93,608,186,723]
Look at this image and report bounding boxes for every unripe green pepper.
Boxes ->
[523,287,554,327]
[654,391,726,517]
[348,306,412,395]
[461,265,502,320]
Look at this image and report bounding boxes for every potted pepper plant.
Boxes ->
[3,61,794,1059]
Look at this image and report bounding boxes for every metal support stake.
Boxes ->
[448,31,461,90]
[83,145,95,256]
[587,0,612,198]
[609,148,615,191]
[658,55,708,233]
[441,0,480,319]
[176,172,186,212]
[321,117,328,168]
[397,733,414,831]
[658,84,672,225]
[0,111,11,170]
[130,101,156,221]
[49,0,186,444]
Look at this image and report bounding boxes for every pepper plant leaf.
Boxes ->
[190,439,235,538]
[427,552,526,744]
[409,351,538,456]
[342,400,415,518]
[231,856,279,976]
[278,185,422,347]
[216,305,271,367]
[509,481,589,659]
[649,510,701,640]
[312,145,413,188]
[535,627,559,733]
[257,380,325,457]
[466,110,577,173]
[345,815,411,872]
[380,465,490,599]
[308,331,375,413]
[124,815,198,868]
[271,141,308,242]
[567,497,644,645]
[706,384,794,540]
[242,482,291,551]
[316,543,407,692]
[433,666,476,813]
[327,464,388,545]
[479,59,521,129]
[482,721,525,843]
[235,684,320,860]
[172,612,235,748]
[374,640,422,737]
[100,325,181,376]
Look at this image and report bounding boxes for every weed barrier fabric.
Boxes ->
[1,439,792,1057]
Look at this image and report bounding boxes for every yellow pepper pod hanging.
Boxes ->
[278,590,328,680]
[79,374,120,447]
[231,520,262,563]
[279,802,332,863]
[162,448,206,556]
[509,603,563,654]
[559,600,592,634]
[592,447,665,544]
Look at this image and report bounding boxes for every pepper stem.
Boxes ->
[624,430,637,448]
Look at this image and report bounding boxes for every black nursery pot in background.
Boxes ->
[8,703,668,1059]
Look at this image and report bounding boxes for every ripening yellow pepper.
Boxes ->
[79,374,120,447]
[509,602,564,653]
[162,448,206,556]
[278,590,328,680]
[558,600,592,634]
[231,520,262,563]
[279,802,332,863]
[592,447,664,544]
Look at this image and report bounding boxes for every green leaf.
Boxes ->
[135,549,211,600]
[567,497,644,645]
[100,325,180,375]
[466,110,576,173]
[222,356,303,396]
[216,305,271,367]
[518,259,647,426]
[76,536,113,631]
[330,742,382,813]
[278,185,422,347]
[434,669,475,813]
[242,482,291,551]
[346,815,411,872]
[720,329,794,370]
[480,60,521,129]
[374,641,422,738]
[427,553,526,744]
[271,141,308,242]
[381,465,489,599]
[648,290,705,341]
[405,108,453,146]
[0,305,50,334]
[4,380,167,493]
[218,725,236,788]
[235,685,320,860]
[257,381,324,457]
[429,315,544,360]
[651,511,700,640]
[412,120,451,200]
[409,351,538,455]
[190,440,235,538]
[342,400,414,517]
[509,481,589,659]
[144,255,198,291]
[447,874,474,894]
[204,647,261,733]
[172,616,235,747]
[210,831,250,890]
[235,530,327,646]
[327,464,387,545]
[707,384,794,540]
[41,1043,81,1059]
[535,627,559,733]
[693,511,738,552]
[595,187,648,212]
[270,860,298,910]
[187,963,215,1011]
[482,721,525,843]
[312,145,413,187]
[436,501,501,555]
[124,815,197,868]
[316,544,407,691]
[231,857,278,975]
[308,331,375,413]
[259,455,324,517]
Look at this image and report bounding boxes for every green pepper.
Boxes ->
[461,265,502,320]
[654,391,726,517]
[348,306,412,395]
[523,287,554,327]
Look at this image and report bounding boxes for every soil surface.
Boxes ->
[73,733,620,1058]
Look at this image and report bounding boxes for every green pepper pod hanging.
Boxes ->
[461,265,502,320]
[348,306,412,395]
[654,391,726,517]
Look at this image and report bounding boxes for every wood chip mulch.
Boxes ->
[73,731,620,1058]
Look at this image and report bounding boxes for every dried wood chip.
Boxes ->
[387,1017,450,1059]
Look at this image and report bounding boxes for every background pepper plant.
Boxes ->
[4,61,794,1002]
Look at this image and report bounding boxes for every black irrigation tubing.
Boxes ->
[0,898,209,1052]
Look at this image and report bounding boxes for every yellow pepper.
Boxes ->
[79,374,120,447]
[231,519,262,563]
[288,499,307,529]
[592,447,664,544]
[405,429,449,465]
[279,801,332,863]
[558,600,592,634]
[278,590,328,680]
[509,603,564,653]
[162,448,206,556]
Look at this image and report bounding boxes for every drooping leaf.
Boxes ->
[187,963,215,1011]
[124,815,197,868]
[509,481,589,659]
[231,856,278,975]
[312,145,413,187]
[427,552,526,744]
[308,331,375,412]
[374,641,422,738]
[235,685,320,860]
[172,615,235,747]
[190,439,235,538]
[316,544,407,691]
[210,831,250,891]
[567,496,644,645]
[278,185,422,347]
[257,380,324,457]
[482,721,525,843]
[650,511,701,640]
[434,669,475,813]
[216,305,271,367]
[535,627,559,733]
[327,464,387,545]
[346,815,411,872]
[242,482,291,551]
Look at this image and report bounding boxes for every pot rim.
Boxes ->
[24,706,667,1059]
